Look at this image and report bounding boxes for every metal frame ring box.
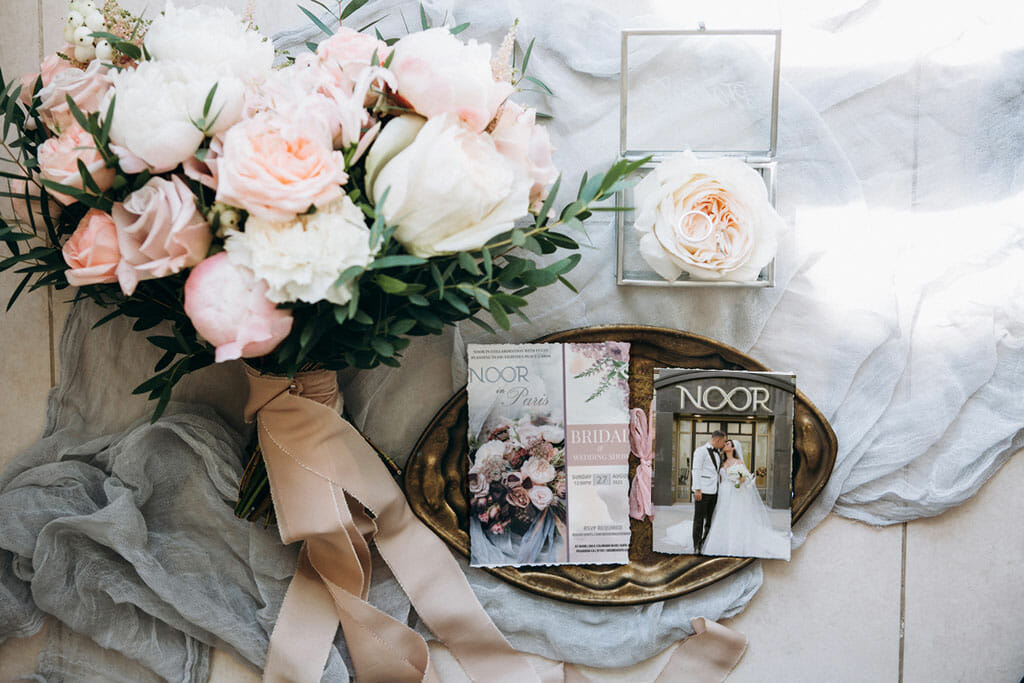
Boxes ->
[616,28,782,288]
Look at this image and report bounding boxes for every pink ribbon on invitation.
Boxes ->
[628,407,655,521]
[246,368,747,682]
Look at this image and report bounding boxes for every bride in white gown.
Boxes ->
[665,440,791,559]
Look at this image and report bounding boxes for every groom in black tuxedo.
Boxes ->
[691,430,725,554]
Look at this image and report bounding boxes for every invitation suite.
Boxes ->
[467,343,631,567]
[651,369,795,560]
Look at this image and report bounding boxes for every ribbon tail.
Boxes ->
[252,368,540,683]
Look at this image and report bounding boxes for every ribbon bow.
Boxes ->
[628,407,655,521]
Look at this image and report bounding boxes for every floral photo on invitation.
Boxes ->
[467,343,631,567]
[651,369,794,560]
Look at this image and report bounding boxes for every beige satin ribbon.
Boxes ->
[247,367,747,683]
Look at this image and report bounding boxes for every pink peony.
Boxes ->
[37,59,112,134]
[389,28,512,133]
[184,252,293,362]
[62,209,121,287]
[37,122,115,205]
[491,101,558,211]
[112,175,212,296]
[316,27,391,100]
[215,114,348,221]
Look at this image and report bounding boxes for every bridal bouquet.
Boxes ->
[470,414,567,561]
[0,2,644,680]
[726,462,753,488]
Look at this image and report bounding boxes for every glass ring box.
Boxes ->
[616,28,782,288]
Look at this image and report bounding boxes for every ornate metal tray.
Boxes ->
[404,325,836,605]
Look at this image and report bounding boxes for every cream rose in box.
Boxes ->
[634,152,781,282]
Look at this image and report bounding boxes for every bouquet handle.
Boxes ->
[246,367,747,682]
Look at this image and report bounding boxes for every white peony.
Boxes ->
[224,196,373,305]
[368,113,531,257]
[107,61,221,172]
[145,2,273,85]
[633,152,781,282]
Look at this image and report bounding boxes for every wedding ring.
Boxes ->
[674,210,715,244]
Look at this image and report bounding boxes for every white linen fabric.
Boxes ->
[2,0,1023,680]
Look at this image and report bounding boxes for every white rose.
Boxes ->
[474,440,507,462]
[107,61,210,172]
[520,456,555,485]
[390,27,512,133]
[145,2,273,85]
[224,196,373,305]
[634,152,781,282]
[368,113,530,257]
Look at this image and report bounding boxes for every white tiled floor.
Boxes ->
[2,2,1023,680]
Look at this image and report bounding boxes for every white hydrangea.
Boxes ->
[224,196,374,305]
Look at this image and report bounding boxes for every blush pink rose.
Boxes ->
[112,175,212,295]
[37,122,115,205]
[316,27,391,100]
[37,59,112,133]
[215,114,348,221]
[62,209,120,287]
[390,28,512,133]
[528,485,553,511]
[184,252,293,362]
[491,101,558,211]
[7,176,61,227]
[19,48,75,106]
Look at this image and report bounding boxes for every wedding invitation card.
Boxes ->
[651,368,795,560]
[467,343,631,567]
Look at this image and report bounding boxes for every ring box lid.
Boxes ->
[619,28,781,163]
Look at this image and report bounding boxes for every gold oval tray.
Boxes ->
[404,325,837,605]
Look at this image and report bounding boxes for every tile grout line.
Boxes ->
[38,0,56,388]
[898,521,907,682]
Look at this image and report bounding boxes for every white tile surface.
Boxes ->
[903,452,1024,683]
[726,514,904,683]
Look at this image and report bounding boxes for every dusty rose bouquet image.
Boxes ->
[0,2,646,680]
[469,413,567,564]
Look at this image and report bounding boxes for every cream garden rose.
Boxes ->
[216,114,347,222]
[633,152,781,282]
[369,113,530,258]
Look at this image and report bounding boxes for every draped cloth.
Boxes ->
[247,367,747,682]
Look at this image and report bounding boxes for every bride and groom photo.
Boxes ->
[673,430,790,559]
[651,369,796,561]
